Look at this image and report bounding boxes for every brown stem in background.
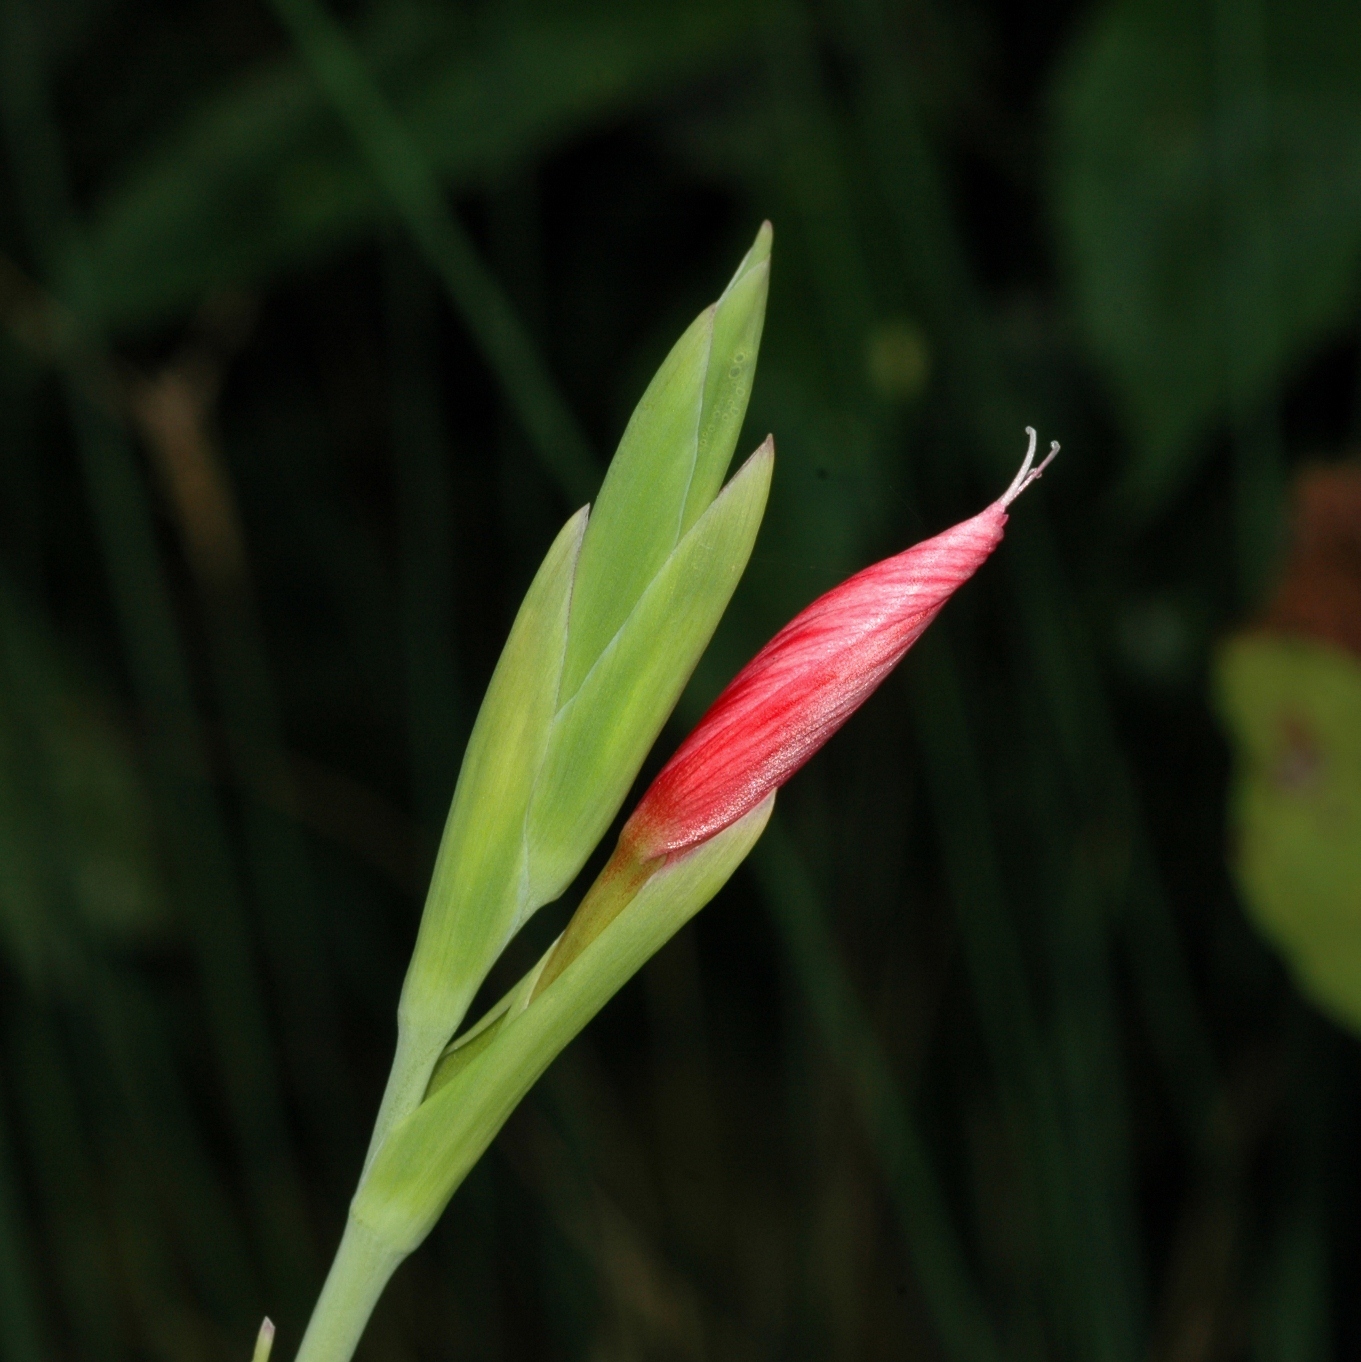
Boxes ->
[128,355,247,587]
[1257,462,1361,660]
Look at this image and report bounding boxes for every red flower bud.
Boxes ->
[623,430,1058,861]
[534,431,1057,999]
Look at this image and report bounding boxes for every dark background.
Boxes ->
[2,0,1360,1358]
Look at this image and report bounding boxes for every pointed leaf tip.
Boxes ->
[252,1319,275,1362]
[564,233,772,694]
[722,222,772,291]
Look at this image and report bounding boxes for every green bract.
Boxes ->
[358,794,775,1253]
[297,231,778,1362]
[560,222,770,696]
[295,798,773,1362]
[525,440,772,904]
[363,507,585,1163]
[365,226,772,1159]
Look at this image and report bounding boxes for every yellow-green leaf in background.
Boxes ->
[1215,632,1361,1033]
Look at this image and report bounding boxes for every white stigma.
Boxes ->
[1001,426,1060,507]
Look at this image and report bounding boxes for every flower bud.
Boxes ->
[534,430,1056,1001]
[623,430,1058,861]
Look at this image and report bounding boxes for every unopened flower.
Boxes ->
[623,429,1058,861]
[538,430,1056,992]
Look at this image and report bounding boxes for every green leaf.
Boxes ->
[559,223,770,699]
[1215,633,1361,1033]
[1052,0,1361,516]
[525,438,773,907]
[353,792,775,1254]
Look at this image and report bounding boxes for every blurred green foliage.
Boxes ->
[2,0,1361,1359]
[1054,0,1361,518]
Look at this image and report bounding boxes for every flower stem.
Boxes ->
[293,1217,404,1362]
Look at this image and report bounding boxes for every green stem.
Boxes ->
[293,1218,404,1362]
[361,1024,446,1178]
